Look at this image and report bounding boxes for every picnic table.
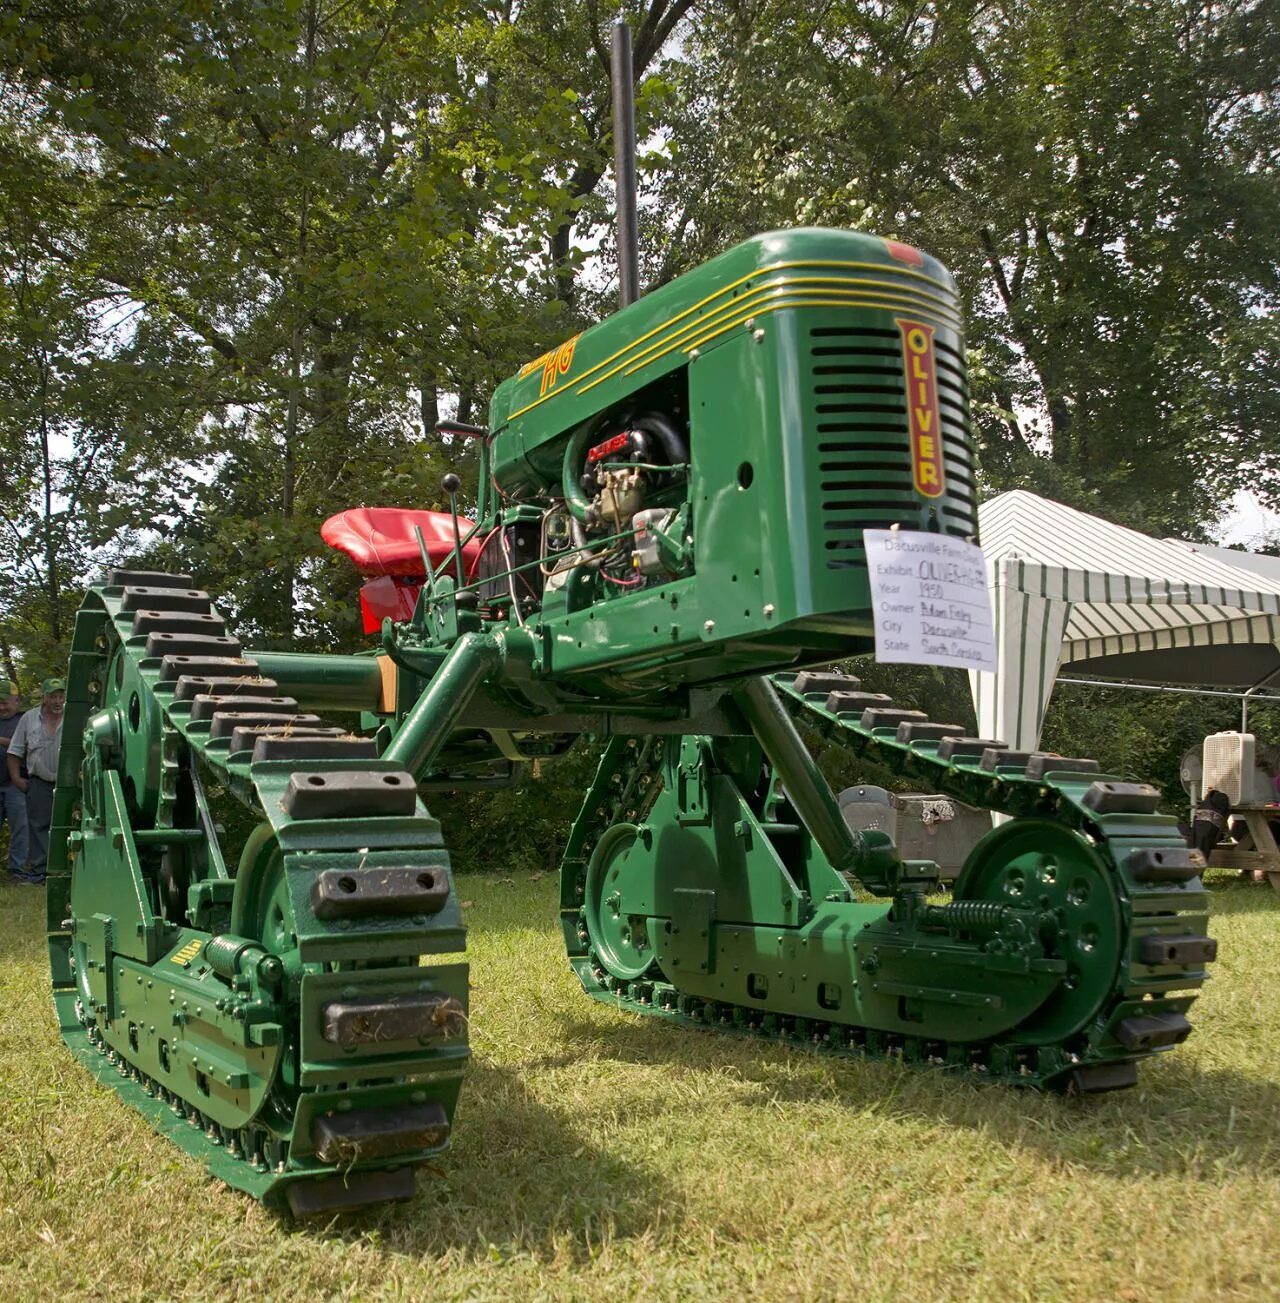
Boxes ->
[1208,803,1280,889]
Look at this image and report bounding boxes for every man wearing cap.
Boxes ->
[0,680,29,881]
[6,677,65,885]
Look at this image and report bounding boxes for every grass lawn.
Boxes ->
[0,870,1276,1302]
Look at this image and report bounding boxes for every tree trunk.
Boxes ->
[281,324,301,643]
[37,354,62,644]
[276,0,319,643]
[549,221,577,310]
[420,381,439,436]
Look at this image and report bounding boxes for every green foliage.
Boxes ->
[647,0,1280,536]
[0,192,206,681]
[1042,681,1280,815]
[1,0,704,670]
[437,740,605,874]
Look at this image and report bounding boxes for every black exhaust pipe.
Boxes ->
[611,19,640,309]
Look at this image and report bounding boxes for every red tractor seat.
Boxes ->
[321,507,482,578]
[321,507,485,635]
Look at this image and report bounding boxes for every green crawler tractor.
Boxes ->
[48,228,1216,1216]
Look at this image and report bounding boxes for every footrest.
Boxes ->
[229,724,344,754]
[145,632,243,659]
[130,611,226,638]
[285,1166,415,1217]
[321,991,464,1044]
[311,864,448,918]
[861,708,927,730]
[283,770,417,819]
[1137,934,1218,966]
[1069,1061,1138,1093]
[312,1101,450,1164]
[210,710,319,740]
[826,690,892,715]
[191,693,298,721]
[1115,1011,1193,1050]
[1024,754,1101,780]
[107,568,194,589]
[174,675,281,702]
[896,721,964,743]
[255,735,378,762]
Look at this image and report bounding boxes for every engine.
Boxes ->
[481,227,978,688]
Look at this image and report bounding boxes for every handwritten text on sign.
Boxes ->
[863,530,996,672]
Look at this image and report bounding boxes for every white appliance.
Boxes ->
[1201,732,1256,804]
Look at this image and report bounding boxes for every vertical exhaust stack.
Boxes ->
[611,19,640,309]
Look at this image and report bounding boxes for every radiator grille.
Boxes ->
[807,326,978,569]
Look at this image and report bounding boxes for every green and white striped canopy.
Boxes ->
[969,491,1280,750]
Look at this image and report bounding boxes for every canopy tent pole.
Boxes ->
[971,491,1280,754]
[969,556,1071,751]
[1057,676,1280,705]
[1243,666,1280,732]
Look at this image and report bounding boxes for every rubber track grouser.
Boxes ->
[49,227,1217,1214]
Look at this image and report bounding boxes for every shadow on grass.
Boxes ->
[307,1059,669,1260]
[544,1011,1280,1182]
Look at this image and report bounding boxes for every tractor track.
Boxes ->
[48,570,467,1212]
[560,671,1215,1092]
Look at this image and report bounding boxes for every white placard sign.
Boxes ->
[863,529,996,672]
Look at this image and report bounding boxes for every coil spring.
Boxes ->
[920,900,1012,934]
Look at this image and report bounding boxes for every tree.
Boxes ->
[1,0,591,653]
[0,56,207,681]
[647,0,1280,536]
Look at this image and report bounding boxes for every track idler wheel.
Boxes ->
[583,822,665,981]
[950,818,1123,1045]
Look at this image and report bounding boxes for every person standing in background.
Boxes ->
[6,677,64,885]
[0,680,29,882]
